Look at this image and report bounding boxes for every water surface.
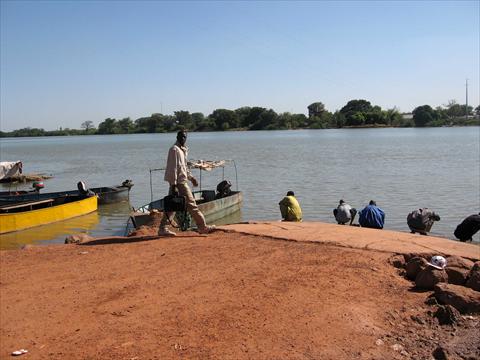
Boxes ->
[1,127,479,248]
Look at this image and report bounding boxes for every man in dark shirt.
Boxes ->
[454,213,480,242]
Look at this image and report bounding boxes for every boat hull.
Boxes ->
[0,184,131,205]
[131,191,243,229]
[0,196,98,234]
[94,186,131,204]
[199,191,243,223]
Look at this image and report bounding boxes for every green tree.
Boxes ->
[10,127,45,137]
[350,113,366,126]
[293,113,308,128]
[117,117,134,133]
[307,102,326,118]
[234,107,252,128]
[97,118,117,134]
[384,108,403,126]
[444,100,473,118]
[340,99,373,126]
[330,111,344,128]
[135,114,169,133]
[412,105,436,127]
[192,112,213,131]
[209,109,238,130]
[309,112,333,128]
[161,115,177,132]
[239,107,266,128]
[364,108,387,125]
[340,99,372,114]
[134,117,152,133]
[445,100,465,117]
[81,121,95,133]
[250,109,278,130]
[174,111,193,130]
[277,112,297,129]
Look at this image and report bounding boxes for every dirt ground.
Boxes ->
[1,228,479,359]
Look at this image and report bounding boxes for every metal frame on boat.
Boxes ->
[130,160,243,230]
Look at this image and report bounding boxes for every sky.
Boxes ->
[0,0,479,131]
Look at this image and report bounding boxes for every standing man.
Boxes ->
[333,199,357,225]
[279,191,302,222]
[359,200,385,229]
[454,213,480,242]
[407,208,440,235]
[158,130,215,236]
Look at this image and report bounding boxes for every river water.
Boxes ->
[1,127,479,248]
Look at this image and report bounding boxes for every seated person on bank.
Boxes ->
[215,180,232,199]
[359,200,385,229]
[333,199,357,225]
[407,208,440,235]
[279,191,302,222]
[454,213,480,242]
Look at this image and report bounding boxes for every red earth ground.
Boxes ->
[1,222,479,359]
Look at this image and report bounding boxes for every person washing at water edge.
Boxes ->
[359,200,385,229]
[333,199,357,225]
[407,208,440,235]
[158,130,215,236]
[279,191,302,222]
[454,213,480,242]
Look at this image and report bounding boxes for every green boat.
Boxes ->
[129,160,243,230]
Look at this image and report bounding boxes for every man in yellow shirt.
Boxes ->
[279,191,302,222]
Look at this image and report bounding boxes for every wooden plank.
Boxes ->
[0,198,54,211]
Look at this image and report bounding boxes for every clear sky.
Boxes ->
[0,0,478,131]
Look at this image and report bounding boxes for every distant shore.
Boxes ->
[2,122,480,138]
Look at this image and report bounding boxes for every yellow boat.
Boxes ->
[0,195,98,234]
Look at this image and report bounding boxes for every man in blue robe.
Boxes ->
[359,200,385,229]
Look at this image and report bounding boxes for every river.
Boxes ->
[1,127,479,248]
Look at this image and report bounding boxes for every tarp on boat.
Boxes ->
[0,161,22,180]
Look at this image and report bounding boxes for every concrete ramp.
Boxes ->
[219,221,480,260]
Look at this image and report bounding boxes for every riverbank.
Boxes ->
[1,222,479,359]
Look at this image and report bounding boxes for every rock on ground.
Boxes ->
[433,305,461,325]
[415,267,448,290]
[466,261,480,292]
[64,233,94,244]
[434,283,480,314]
[406,256,428,280]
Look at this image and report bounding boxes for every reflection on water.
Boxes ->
[211,210,243,226]
[0,211,100,250]
[94,201,133,236]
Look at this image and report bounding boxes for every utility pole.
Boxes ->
[465,78,468,121]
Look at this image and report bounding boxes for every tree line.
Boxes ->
[1,99,478,137]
